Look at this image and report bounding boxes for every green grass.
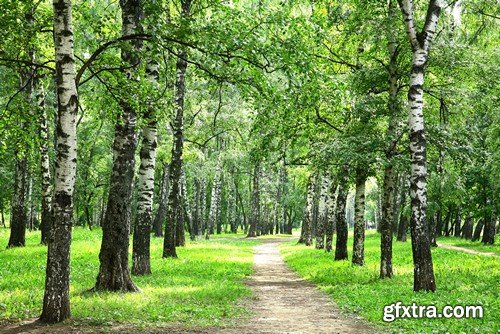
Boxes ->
[437,236,500,255]
[281,232,500,334]
[0,228,258,328]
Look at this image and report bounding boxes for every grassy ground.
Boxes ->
[437,236,500,255]
[0,228,258,329]
[281,232,500,334]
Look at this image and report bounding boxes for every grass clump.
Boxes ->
[280,232,499,334]
[0,228,258,328]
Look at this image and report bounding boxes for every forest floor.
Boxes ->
[0,237,378,334]
[436,243,499,257]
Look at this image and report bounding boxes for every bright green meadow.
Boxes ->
[0,228,258,328]
[280,232,500,334]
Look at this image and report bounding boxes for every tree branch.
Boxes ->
[315,107,344,133]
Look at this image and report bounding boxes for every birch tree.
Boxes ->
[94,0,143,291]
[163,0,192,258]
[40,0,78,323]
[334,166,348,261]
[397,0,444,291]
[352,167,367,266]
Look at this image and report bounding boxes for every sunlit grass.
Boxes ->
[0,227,258,328]
[281,233,500,334]
[437,236,500,255]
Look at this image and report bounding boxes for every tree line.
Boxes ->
[0,0,498,324]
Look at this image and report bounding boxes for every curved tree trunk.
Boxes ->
[352,168,367,266]
[472,219,484,242]
[94,0,143,291]
[397,0,442,292]
[40,0,78,323]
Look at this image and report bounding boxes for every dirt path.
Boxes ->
[437,243,499,258]
[1,238,378,334]
[217,239,378,334]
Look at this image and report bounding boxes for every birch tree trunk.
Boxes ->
[153,163,170,237]
[163,53,187,257]
[397,177,408,242]
[94,0,143,291]
[325,180,337,253]
[352,168,367,266]
[132,30,159,273]
[316,172,330,250]
[397,0,442,291]
[40,0,78,322]
[206,154,223,239]
[298,174,315,246]
[132,105,158,274]
[37,84,53,245]
[334,166,349,260]
[246,163,260,238]
[193,177,202,239]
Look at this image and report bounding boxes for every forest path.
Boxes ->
[218,238,379,334]
[436,243,499,258]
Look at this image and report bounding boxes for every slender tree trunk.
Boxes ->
[352,168,367,266]
[316,172,330,250]
[453,210,461,237]
[443,207,452,236]
[325,181,337,253]
[397,175,408,242]
[193,177,202,239]
[8,63,33,247]
[429,214,438,247]
[200,177,207,236]
[380,7,401,276]
[8,154,28,248]
[380,162,395,277]
[298,174,315,246]
[40,0,78,323]
[132,111,158,274]
[461,214,473,240]
[38,83,52,245]
[181,171,194,242]
[398,0,442,292]
[163,54,187,257]
[247,163,261,238]
[94,0,143,291]
[206,154,223,239]
[153,163,169,237]
[334,166,349,260]
[472,219,484,242]
[481,204,495,245]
